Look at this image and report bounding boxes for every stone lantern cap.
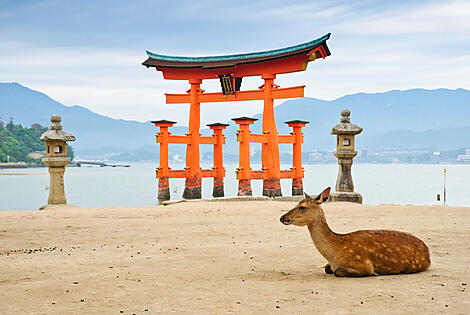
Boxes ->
[331,108,363,135]
[40,114,76,142]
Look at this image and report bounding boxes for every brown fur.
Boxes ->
[280,187,430,277]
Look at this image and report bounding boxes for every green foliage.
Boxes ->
[67,144,74,159]
[0,120,74,162]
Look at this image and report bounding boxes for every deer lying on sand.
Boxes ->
[280,187,430,277]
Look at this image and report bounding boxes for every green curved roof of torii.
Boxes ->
[145,33,330,63]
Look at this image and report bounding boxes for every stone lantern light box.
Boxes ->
[41,115,74,158]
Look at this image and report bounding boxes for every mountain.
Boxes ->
[223,88,470,152]
[1,82,469,160]
[0,83,187,154]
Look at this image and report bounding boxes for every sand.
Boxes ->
[0,201,469,314]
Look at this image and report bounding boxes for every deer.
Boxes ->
[279,187,430,277]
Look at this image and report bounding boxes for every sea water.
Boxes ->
[0,163,469,211]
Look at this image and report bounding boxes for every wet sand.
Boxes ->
[0,201,469,314]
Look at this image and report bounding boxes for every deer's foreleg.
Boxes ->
[334,267,370,277]
[324,263,333,274]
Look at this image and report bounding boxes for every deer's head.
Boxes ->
[280,187,331,226]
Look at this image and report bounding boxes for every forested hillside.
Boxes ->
[0,119,74,162]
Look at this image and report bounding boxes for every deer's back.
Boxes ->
[339,229,430,275]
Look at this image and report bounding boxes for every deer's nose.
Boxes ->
[280,215,291,224]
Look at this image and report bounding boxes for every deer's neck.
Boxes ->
[307,209,340,262]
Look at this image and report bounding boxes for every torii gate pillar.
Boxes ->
[261,74,281,197]
[183,79,203,199]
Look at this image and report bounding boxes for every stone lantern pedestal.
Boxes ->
[42,156,71,204]
[40,115,75,208]
[330,109,363,203]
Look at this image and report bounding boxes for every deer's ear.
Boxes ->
[304,192,312,199]
[315,187,331,204]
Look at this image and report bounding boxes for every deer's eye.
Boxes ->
[299,206,306,211]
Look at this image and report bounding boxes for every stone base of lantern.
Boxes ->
[329,191,362,204]
[41,156,71,208]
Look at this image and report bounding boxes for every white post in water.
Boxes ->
[443,168,447,205]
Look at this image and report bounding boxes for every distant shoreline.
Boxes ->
[0,172,46,176]
[0,162,44,169]
[1,161,469,170]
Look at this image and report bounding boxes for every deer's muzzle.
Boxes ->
[280,215,291,225]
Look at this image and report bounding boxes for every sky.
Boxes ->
[0,0,469,126]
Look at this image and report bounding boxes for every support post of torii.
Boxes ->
[183,79,203,199]
[261,74,281,197]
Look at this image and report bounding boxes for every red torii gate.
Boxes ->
[232,117,309,197]
[143,33,331,200]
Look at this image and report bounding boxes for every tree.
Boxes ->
[31,123,43,130]
[0,121,74,163]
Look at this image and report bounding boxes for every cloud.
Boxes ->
[0,0,468,126]
[336,0,470,36]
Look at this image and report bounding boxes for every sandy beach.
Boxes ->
[0,200,469,314]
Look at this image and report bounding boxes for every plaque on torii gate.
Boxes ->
[143,33,331,199]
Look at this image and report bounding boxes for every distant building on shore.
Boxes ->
[28,151,46,159]
[457,148,470,163]
[361,147,370,160]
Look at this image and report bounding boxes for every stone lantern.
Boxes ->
[40,114,75,206]
[330,108,363,203]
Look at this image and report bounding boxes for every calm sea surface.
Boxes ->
[0,163,469,211]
